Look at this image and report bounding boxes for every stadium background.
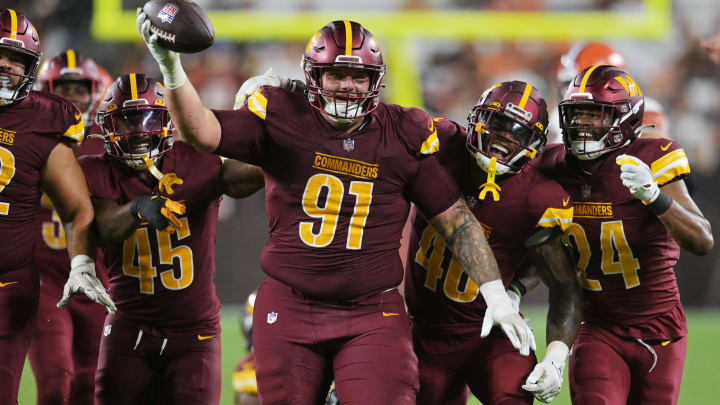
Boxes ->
[9,0,720,403]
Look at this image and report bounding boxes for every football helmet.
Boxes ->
[37,50,105,125]
[559,65,644,160]
[241,289,257,351]
[96,73,173,170]
[0,8,41,106]
[556,42,626,96]
[302,20,385,122]
[466,81,549,175]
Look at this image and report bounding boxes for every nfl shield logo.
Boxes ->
[267,312,278,324]
[158,3,179,24]
[103,324,112,336]
[343,138,354,152]
[581,184,591,199]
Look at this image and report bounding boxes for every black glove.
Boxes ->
[130,194,185,231]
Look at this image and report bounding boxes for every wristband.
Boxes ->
[648,190,672,216]
[509,280,526,298]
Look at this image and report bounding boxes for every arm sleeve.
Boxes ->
[212,108,266,166]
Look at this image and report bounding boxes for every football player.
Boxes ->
[78,73,264,405]
[137,15,534,404]
[404,82,580,405]
[538,64,713,405]
[28,49,112,405]
[0,9,113,405]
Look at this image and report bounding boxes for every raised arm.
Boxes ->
[428,198,535,356]
[136,8,221,152]
[42,143,115,313]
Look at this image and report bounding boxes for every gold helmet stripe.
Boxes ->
[518,82,533,109]
[305,33,322,54]
[8,9,17,39]
[129,73,139,100]
[579,65,601,93]
[343,20,352,56]
[66,49,76,69]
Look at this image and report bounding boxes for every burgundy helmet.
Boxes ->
[302,20,386,120]
[0,8,41,105]
[37,50,105,124]
[466,81,549,175]
[559,64,644,160]
[96,73,173,170]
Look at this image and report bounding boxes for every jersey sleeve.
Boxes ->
[639,139,691,186]
[407,154,461,220]
[59,101,85,144]
[212,89,267,166]
[396,107,442,157]
[78,155,118,201]
[528,176,574,232]
[33,91,85,144]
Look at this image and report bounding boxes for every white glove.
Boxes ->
[136,8,187,89]
[234,68,291,110]
[480,280,536,356]
[507,288,521,314]
[57,255,117,315]
[522,341,569,403]
[616,154,660,203]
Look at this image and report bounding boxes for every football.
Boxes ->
[142,0,214,53]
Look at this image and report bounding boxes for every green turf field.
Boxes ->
[17,306,720,404]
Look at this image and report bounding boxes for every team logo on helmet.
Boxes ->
[158,3,179,24]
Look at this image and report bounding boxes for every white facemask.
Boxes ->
[322,96,363,125]
[472,152,512,175]
[0,76,16,106]
[569,131,612,160]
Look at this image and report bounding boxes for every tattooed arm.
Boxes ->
[428,198,535,355]
[428,198,500,284]
[526,229,582,347]
[522,227,582,403]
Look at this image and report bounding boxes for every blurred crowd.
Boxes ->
[10,0,720,305]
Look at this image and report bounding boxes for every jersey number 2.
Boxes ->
[0,146,17,215]
[299,173,373,249]
[122,217,194,294]
[564,220,640,291]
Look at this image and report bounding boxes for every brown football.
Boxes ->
[142,0,214,53]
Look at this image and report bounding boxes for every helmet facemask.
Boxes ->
[100,107,173,170]
[560,101,631,160]
[466,106,544,175]
[0,46,39,106]
[304,59,385,123]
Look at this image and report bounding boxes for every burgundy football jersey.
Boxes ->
[405,119,573,332]
[537,139,690,340]
[0,91,85,273]
[213,87,460,300]
[79,142,223,331]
